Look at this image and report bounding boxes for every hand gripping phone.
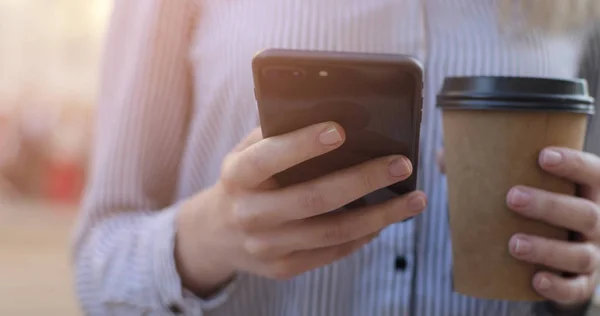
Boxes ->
[252,49,423,208]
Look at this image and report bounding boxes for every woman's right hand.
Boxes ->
[175,122,427,296]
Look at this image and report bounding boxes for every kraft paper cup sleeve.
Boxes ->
[437,76,594,301]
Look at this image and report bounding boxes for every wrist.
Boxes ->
[174,192,236,297]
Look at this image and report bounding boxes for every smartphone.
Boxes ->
[252,49,423,207]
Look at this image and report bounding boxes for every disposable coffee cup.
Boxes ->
[437,76,595,301]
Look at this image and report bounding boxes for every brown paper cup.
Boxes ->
[438,77,595,301]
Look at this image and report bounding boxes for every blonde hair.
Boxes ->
[499,0,600,33]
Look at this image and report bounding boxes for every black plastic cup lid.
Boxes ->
[437,76,595,115]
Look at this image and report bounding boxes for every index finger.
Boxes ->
[539,147,600,188]
[221,122,345,188]
[507,186,600,238]
[247,155,414,225]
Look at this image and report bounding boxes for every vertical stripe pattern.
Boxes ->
[72,0,599,315]
[580,23,600,157]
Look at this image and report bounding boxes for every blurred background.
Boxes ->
[1,2,600,316]
[0,1,112,314]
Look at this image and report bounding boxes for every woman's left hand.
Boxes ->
[507,147,600,305]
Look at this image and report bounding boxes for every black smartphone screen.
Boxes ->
[253,50,422,206]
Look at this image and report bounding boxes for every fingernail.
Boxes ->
[389,157,412,177]
[510,235,532,256]
[408,194,426,212]
[508,187,531,207]
[319,126,343,145]
[541,149,563,166]
[535,275,552,290]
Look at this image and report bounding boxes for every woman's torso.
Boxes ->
[178,1,587,315]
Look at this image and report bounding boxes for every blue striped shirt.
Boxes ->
[72,1,600,315]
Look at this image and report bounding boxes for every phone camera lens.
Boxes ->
[263,67,305,80]
[263,69,280,79]
[288,69,305,79]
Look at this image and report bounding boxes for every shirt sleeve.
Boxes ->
[71,1,237,315]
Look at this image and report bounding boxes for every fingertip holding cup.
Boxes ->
[507,187,532,208]
[508,234,533,257]
[540,149,564,167]
[533,273,552,291]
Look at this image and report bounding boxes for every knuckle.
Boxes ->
[298,185,327,212]
[556,276,593,304]
[220,155,238,187]
[219,180,237,195]
[357,166,377,191]
[346,208,368,224]
[243,238,272,258]
[323,221,352,244]
[581,201,600,236]
[577,245,599,273]
[231,202,258,233]
[545,195,560,213]
[528,241,544,263]
[570,152,586,174]
[246,144,270,176]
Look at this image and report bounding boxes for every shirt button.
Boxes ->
[168,303,183,315]
[395,256,408,271]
